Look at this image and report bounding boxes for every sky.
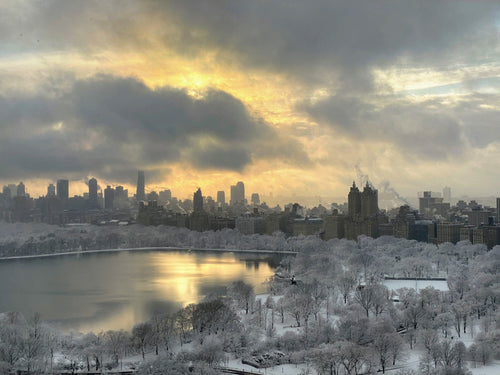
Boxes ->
[1,0,499,205]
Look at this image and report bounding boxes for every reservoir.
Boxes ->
[0,250,283,333]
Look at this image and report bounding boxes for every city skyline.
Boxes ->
[0,2,499,201]
[4,171,500,211]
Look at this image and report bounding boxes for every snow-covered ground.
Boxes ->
[383,279,449,292]
[469,361,500,375]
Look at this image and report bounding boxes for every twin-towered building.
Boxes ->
[324,181,383,240]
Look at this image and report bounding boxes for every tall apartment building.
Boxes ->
[104,186,115,209]
[56,179,69,199]
[345,182,380,240]
[193,188,203,212]
[436,223,462,244]
[88,178,98,208]
[136,171,145,201]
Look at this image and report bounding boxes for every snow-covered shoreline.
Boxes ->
[0,246,298,261]
[0,222,304,259]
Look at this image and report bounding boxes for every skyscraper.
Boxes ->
[2,186,11,200]
[496,197,500,223]
[47,183,56,197]
[104,185,115,209]
[345,182,380,240]
[230,181,245,205]
[88,178,98,208]
[443,186,451,203]
[419,191,444,218]
[136,170,145,201]
[193,188,203,212]
[159,189,172,205]
[16,182,26,197]
[251,193,260,205]
[7,184,17,198]
[217,191,225,206]
[57,179,69,199]
[360,183,378,218]
[347,182,361,217]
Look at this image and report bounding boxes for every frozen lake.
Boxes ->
[0,250,282,332]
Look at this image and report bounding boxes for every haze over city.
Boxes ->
[1,1,499,201]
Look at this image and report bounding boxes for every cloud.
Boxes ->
[0,75,310,183]
[152,0,499,90]
[302,89,500,162]
[1,1,497,92]
[300,94,498,160]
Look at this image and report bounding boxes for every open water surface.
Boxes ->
[0,250,282,332]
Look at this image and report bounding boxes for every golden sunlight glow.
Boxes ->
[150,252,274,307]
[1,10,498,201]
[52,122,63,131]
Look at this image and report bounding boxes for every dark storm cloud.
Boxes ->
[152,0,499,89]
[0,75,309,182]
[70,77,266,143]
[186,144,251,171]
[2,1,497,89]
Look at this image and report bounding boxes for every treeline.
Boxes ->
[0,222,300,258]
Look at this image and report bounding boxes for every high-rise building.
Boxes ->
[56,179,69,199]
[230,181,245,205]
[115,186,125,199]
[347,182,378,218]
[217,191,225,206]
[16,182,26,197]
[345,182,380,240]
[159,189,172,205]
[2,186,11,200]
[104,185,115,209]
[497,197,500,223]
[47,183,56,197]
[360,184,378,217]
[114,186,128,208]
[88,178,98,208]
[193,188,203,212]
[7,184,17,198]
[347,182,361,217]
[443,186,451,203]
[436,223,462,244]
[465,210,490,227]
[251,193,260,205]
[418,191,448,218]
[136,171,145,201]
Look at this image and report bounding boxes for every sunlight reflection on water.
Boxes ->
[0,250,281,333]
